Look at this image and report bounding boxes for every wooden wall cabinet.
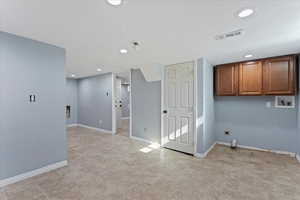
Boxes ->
[239,61,263,95]
[215,64,238,96]
[262,56,295,95]
[215,55,297,96]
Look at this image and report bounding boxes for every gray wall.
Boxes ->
[215,56,299,153]
[121,84,130,118]
[129,58,299,155]
[0,32,67,179]
[215,96,298,153]
[66,78,78,125]
[77,73,113,131]
[197,58,216,154]
[131,69,161,143]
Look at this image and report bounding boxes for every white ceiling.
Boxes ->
[1,0,300,78]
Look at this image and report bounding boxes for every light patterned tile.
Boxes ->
[1,125,300,200]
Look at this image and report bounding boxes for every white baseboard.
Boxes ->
[130,136,160,147]
[217,141,296,157]
[194,142,217,158]
[121,117,130,120]
[0,160,68,188]
[130,136,152,144]
[78,124,113,134]
[67,124,78,128]
[296,154,300,163]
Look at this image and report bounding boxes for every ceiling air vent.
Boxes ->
[215,29,244,40]
[131,41,141,51]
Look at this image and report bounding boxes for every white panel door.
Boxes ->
[162,62,194,154]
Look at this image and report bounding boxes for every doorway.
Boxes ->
[161,61,195,154]
[113,72,130,137]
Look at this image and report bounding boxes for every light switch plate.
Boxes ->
[266,101,272,108]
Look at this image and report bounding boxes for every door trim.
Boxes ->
[160,60,198,155]
[112,72,132,136]
[111,73,116,135]
[129,69,133,138]
[193,59,198,155]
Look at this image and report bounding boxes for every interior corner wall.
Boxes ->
[131,69,161,143]
[0,32,67,180]
[66,78,78,125]
[77,73,113,131]
[196,58,216,154]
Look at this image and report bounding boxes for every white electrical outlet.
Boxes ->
[99,120,102,126]
[266,101,272,108]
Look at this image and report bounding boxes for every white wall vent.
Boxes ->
[215,29,244,40]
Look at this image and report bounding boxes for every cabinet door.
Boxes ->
[239,61,263,95]
[215,64,238,96]
[263,56,295,95]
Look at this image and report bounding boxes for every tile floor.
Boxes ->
[117,119,129,137]
[1,127,300,200]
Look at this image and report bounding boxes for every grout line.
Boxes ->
[36,185,50,200]
[0,189,8,200]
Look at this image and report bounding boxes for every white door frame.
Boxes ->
[129,69,133,138]
[112,71,132,137]
[160,60,198,155]
[112,73,116,135]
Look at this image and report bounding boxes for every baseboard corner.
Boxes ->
[77,124,113,134]
[194,142,217,159]
[130,135,152,144]
[130,136,160,147]
[67,124,78,128]
[194,153,205,158]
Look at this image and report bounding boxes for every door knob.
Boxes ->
[163,110,167,114]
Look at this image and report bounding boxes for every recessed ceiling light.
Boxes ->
[97,68,102,72]
[106,0,122,6]
[71,74,76,77]
[238,8,254,18]
[120,49,128,54]
[245,54,253,58]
